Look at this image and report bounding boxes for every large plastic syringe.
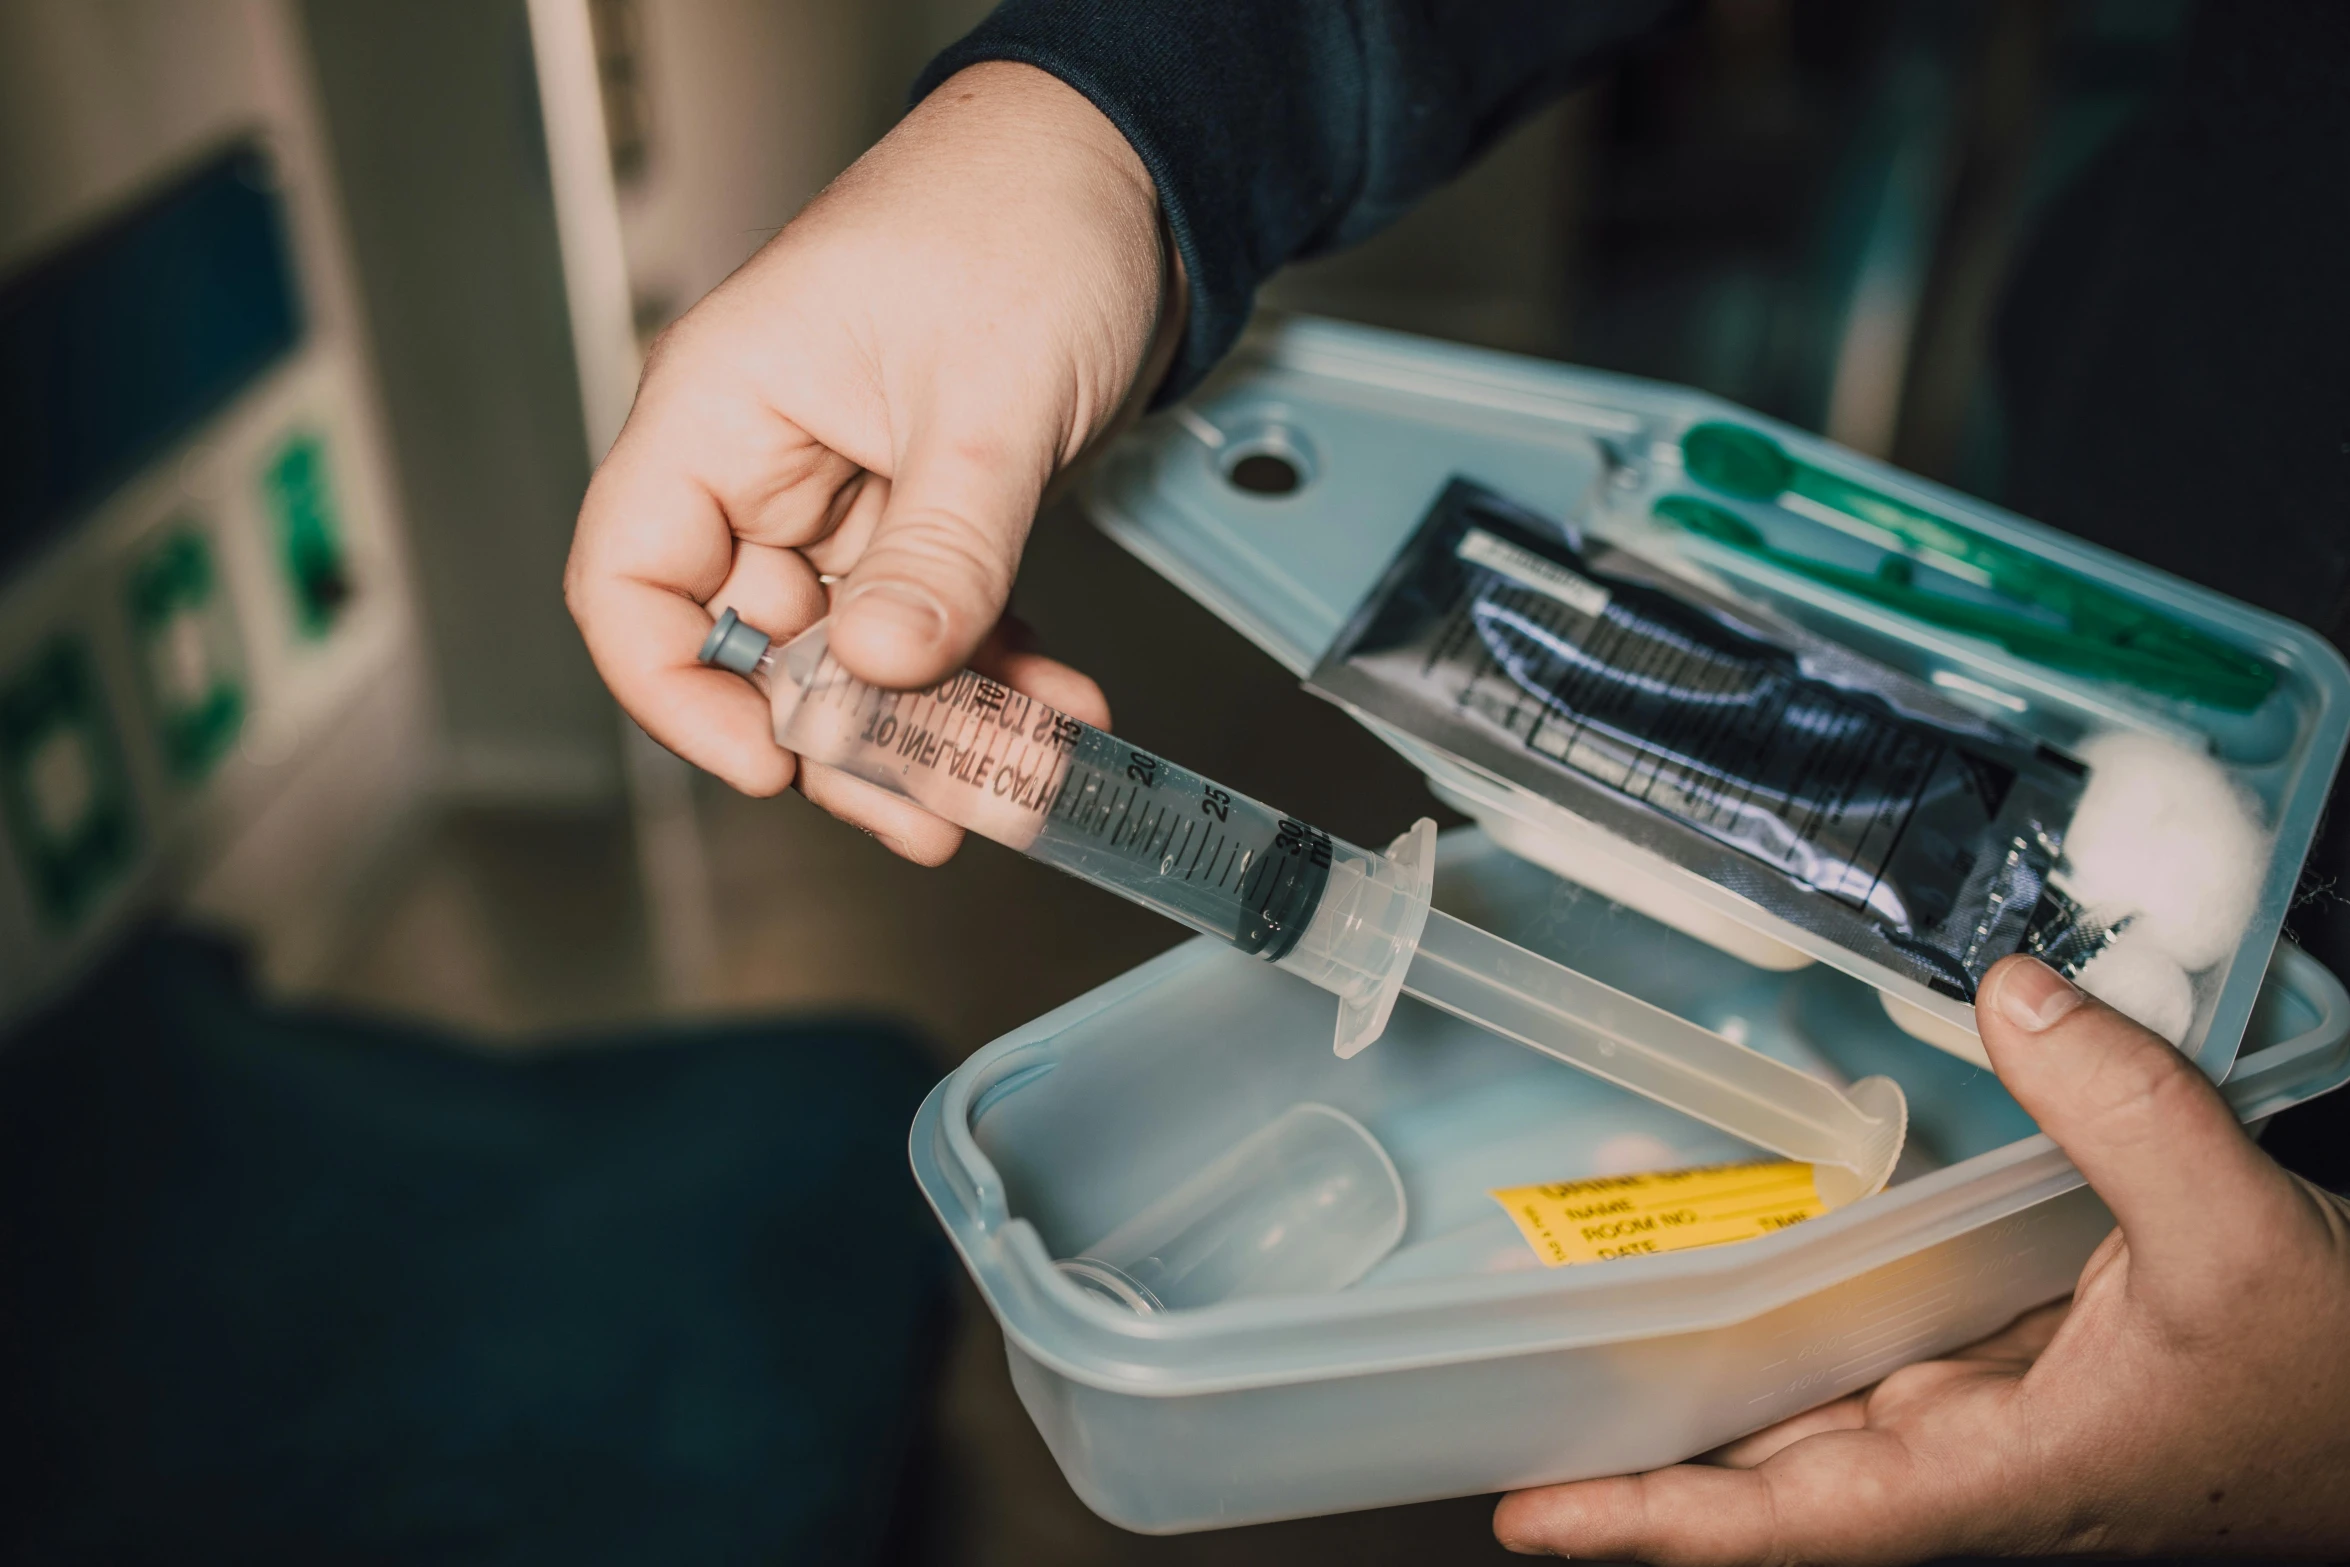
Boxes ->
[704,612,1907,1205]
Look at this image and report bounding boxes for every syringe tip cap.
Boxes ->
[699,607,771,675]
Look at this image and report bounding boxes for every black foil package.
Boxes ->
[1311,479,2086,1000]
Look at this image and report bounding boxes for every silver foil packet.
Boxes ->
[1309,479,2087,1000]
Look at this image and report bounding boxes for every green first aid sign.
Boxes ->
[0,638,139,930]
[264,430,353,640]
[126,522,246,783]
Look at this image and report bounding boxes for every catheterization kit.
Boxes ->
[739,319,2350,1530]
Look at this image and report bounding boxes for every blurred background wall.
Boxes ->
[0,0,429,994]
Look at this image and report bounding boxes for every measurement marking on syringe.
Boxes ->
[1182,823,1210,878]
[1131,804,1169,856]
[804,648,1322,937]
[1163,817,1194,872]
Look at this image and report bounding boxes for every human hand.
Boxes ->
[1495,953,2350,1562]
[565,62,1182,862]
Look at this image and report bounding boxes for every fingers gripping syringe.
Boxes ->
[703,612,1907,1204]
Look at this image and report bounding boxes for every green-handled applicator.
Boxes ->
[1660,422,2276,711]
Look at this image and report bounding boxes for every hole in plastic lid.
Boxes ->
[1217,421,1318,498]
[1229,452,1301,495]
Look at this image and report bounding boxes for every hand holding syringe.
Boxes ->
[705,611,1907,1205]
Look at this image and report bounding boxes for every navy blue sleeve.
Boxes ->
[914,2,1687,403]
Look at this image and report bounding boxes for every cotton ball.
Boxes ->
[2074,940,2197,1046]
[2058,731,2268,973]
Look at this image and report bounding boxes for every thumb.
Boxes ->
[1977,954,2282,1271]
[827,417,1053,689]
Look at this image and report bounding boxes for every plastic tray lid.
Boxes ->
[1082,315,2350,1082]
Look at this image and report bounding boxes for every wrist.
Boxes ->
[915,59,1185,425]
[916,61,1160,230]
[1136,195,1190,409]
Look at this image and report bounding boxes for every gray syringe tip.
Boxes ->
[699,607,771,674]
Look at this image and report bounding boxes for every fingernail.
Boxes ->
[1995,956,2084,1033]
[838,579,946,649]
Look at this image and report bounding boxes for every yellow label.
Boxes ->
[1490,1161,1824,1266]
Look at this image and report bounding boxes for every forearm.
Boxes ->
[915,0,1686,402]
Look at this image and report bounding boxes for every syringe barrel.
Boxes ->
[709,616,1430,1052]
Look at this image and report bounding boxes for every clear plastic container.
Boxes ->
[1083,316,2350,1077]
[910,829,2350,1533]
[1057,1102,1406,1313]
